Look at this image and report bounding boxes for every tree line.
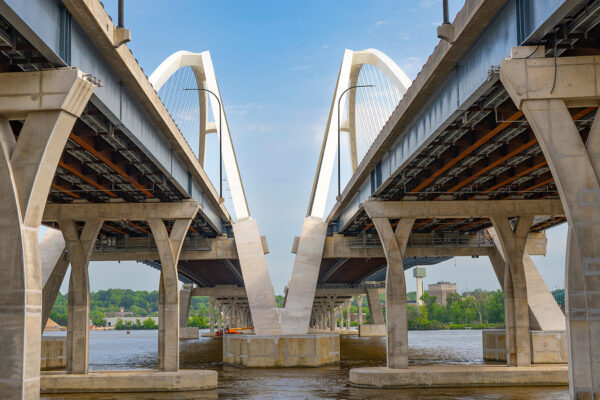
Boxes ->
[404,290,505,330]
[49,288,507,330]
[50,289,214,328]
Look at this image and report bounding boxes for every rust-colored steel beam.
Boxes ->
[69,133,154,197]
[58,161,118,198]
[51,183,81,199]
[410,110,523,193]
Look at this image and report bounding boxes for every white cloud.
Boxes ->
[289,65,311,71]
[228,103,263,115]
[397,31,410,40]
[421,0,441,7]
[245,124,273,133]
[375,20,386,27]
[400,56,426,79]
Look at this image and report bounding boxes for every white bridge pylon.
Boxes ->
[149,48,411,335]
[149,50,250,221]
[307,48,411,219]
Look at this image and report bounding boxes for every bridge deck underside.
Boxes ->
[317,255,451,285]
[326,11,600,285]
[0,15,221,242]
[178,259,244,287]
[338,22,600,237]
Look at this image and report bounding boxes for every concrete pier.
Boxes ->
[41,337,67,370]
[358,324,386,337]
[349,364,568,389]
[40,370,217,393]
[223,333,339,367]
[482,330,567,364]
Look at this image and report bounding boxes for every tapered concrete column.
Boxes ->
[501,50,600,396]
[60,219,104,374]
[490,216,533,367]
[179,283,193,328]
[40,228,69,331]
[357,295,364,328]
[488,229,565,331]
[149,216,196,372]
[370,216,415,369]
[366,288,385,325]
[0,69,94,398]
[209,298,216,335]
[346,300,352,330]
[329,308,336,331]
[216,304,223,332]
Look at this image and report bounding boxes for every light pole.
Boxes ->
[184,88,222,199]
[337,84,374,199]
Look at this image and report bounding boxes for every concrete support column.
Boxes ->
[488,233,565,331]
[357,295,364,328]
[179,283,193,328]
[366,288,384,325]
[149,217,196,372]
[217,304,223,332]
[61,219,103,374]
[346,300,352,330]
[490,216,533,367]
[0,69,94,398]
[329,308,336,331]
[370,216,415,369]
[40,228,69,331]
[501,51,600,396]
[209,298,216,335]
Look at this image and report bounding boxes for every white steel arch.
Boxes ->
[307,48,411,219]
[149,50,250,221]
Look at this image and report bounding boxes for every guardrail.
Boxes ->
[93,234,212,252]
[316,282,385,290]
[347,232,494,248]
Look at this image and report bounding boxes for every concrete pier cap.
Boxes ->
[40,369,218,393]
[223,333,340,368]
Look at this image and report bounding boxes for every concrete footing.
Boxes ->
[180,327,199,340]
[359,324,386,337]
[482,329,567,363]
[223,333,339,367]
[40,370,217,393]
[349,364,568,388]
[41,336,67,370]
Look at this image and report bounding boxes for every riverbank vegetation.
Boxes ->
[50,289,215,328]
[50,288,506,331]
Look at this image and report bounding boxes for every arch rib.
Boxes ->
[149,50,250,220]
[307,48,411,219]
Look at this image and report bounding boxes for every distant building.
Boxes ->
[413,266,426,305]
[428,281,457,306]
[105,307,134,318]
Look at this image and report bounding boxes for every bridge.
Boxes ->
[1,0,600,398]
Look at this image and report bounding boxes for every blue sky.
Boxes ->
[64,0,567,295]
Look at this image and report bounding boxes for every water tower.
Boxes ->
[413,267,426,305]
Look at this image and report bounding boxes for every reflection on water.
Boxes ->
[42,329,568,400]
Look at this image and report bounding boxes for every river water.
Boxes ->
[42,329,569,399]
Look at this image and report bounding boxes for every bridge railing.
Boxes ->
[93,234,212,253]
[347,232,494,249]
[316,282,385,290]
